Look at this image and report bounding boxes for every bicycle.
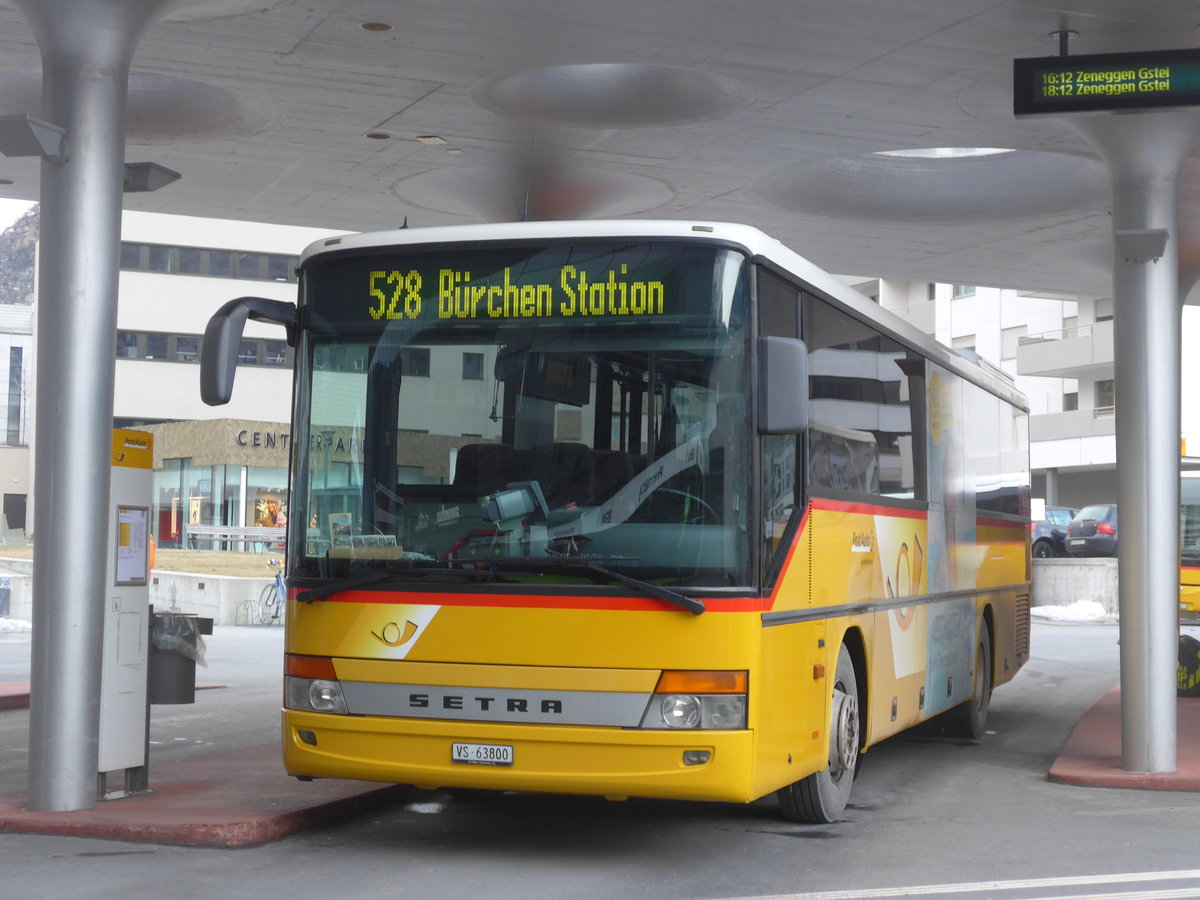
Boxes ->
[256,558,286,625]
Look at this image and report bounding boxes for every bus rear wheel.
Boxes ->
[942,630,992,740]
[777,643,859,824]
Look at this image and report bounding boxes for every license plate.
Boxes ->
[1070,539,1085,545]
[452,742,514,766]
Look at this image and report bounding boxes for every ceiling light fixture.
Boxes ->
[874,147,1015,159]
[360,22,393,32]
[416,135,448,145]
[366,132,391,140]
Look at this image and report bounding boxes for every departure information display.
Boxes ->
[1014,48,1200,115]
[304,242,734,333]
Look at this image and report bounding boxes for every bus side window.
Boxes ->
[757,268,803,587]
[760,433,797,586]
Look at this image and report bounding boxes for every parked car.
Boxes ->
[1031,506,1079,558]
[1066,504,1118,557]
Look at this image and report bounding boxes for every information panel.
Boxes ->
[305,242,732,335]
[1014,48,1200,116]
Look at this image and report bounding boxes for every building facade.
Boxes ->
[0,210,341,545]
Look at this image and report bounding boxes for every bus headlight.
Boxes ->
[640,670,748,730]
[660,695,702,728]
[285,654,347,714]
[285,676,348,714]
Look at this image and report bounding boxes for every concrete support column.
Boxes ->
[1070,112,1200,773]
[14,0,175,812]
[1044,468,1058,506]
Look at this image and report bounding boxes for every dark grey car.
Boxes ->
[1066,504,1118,557]
[1031,505,1079,558]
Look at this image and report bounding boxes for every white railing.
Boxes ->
[1017,323,1099,345]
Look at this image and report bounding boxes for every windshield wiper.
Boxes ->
[296,563,511,602]
[295,559,705,615]
[484,557,705,615]
[295,571,407,603]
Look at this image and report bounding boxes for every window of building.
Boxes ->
[1063,392,1079,412]
[174,336,199,363]
[7,346,21,444]
[209,250,233,278]
[115,330,291,368]
[402,348,431,377]
[952,284,976,298]
[462,352,484,380]
[178,247,203,275]
[237,252,263,280]
[118,242,298,283]
[1095,379,1115,413]
[144,334,168,360]
[264,340,288,367]
[117,331,138,359]
[147,245,172,273]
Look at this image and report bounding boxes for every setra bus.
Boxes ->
[201,220,1031,823]
[1181,473,1200,615]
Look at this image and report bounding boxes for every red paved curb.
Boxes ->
[0,682,29,710]
[0,682,225,711]
[1049,686,1200,791]
[0,742,405,847]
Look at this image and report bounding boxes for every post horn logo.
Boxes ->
[372,620,419,647]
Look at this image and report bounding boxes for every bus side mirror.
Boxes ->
[758,336,808,434]
[200,297,297,406]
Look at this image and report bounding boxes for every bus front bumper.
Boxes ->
[283,709,759,803]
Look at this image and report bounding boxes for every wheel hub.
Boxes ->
[829,686,859,780]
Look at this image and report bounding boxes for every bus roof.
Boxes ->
[300,219,1027,411]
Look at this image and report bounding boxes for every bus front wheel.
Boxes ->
[777,643,859,824]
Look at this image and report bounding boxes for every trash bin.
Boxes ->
[148,608,212,704]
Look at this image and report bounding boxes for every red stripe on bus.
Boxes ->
[322,589,768,613]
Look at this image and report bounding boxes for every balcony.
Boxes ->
[1030,408,1116,442]
[1017,320,1113,379]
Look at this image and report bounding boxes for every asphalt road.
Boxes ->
[4,619,1200,900]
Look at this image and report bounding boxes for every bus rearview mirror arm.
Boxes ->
[200,297,297,406]
[758,336,808,434]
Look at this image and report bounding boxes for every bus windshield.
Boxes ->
[292,241,753,588]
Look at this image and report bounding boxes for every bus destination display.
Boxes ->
[306,243,730,332]
[1013,48,1200,115]
[368,263,665,323]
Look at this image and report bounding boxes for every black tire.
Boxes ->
[1032,540,1053,559]
[942,628,993,740]
[257,583,277,625]
[777,643,860,824]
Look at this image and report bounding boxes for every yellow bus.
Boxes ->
[1181,474,1200,615]
[202,221,1031,822]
